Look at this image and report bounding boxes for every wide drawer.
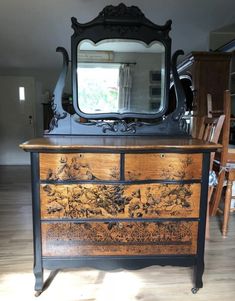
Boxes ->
[125,153,202,180]
[39,153,120,181]
[41,221,198,256]
[40,183,200,219]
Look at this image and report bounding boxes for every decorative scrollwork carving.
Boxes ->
[41,183,197,219]
[159,156,194,180]
[45,155,120,181]
[171,50,187,123]
[48,96,67,131]
[71,17,85,35]
[45,221,194,244]
[85,120,151,134]
[47,47,69,132]
[99,3,144,19]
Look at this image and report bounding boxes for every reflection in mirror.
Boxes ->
[77,39,165,115]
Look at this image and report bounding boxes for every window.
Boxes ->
[19,86,25,101]
[77,63,120,113]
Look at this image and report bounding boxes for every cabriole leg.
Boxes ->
[34,266,44,296]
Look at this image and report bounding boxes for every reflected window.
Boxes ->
[76,39,165,115]
[77,63,120,113]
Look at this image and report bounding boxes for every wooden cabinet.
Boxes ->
[230,51,235,113]
[215,40,235,115]
[177,52,231,135]
[20,136,219,294]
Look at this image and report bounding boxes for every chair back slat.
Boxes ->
[209,90,232,217]
[197,114,225,170]
[220,90,231,165]
[198,115,225,144]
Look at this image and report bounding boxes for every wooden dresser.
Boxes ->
[20,136,219,294]
[20,3,221,295]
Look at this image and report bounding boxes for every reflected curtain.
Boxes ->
[118,64,132,111]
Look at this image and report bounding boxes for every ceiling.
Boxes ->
[0,0,235,70]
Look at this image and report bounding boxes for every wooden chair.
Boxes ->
[209,90,235,237]
[197,110,225,239]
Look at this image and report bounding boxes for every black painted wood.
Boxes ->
[47,3,188,136]
[46,48,71,135]
[193,152,210,289]
[71,3,172,120]
[25,147,216,154]
[41,217,199,223]
[40,179,202,185]
[31,153,44,292]
[42,256,196,271]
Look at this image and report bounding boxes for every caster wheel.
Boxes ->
[35,291,42,297]
[191,287,199,294]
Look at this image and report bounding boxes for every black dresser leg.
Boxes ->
[34,266,44,296]
[192,261,204,293]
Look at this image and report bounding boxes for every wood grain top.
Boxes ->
[20,136,221,151]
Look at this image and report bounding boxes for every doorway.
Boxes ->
[0,76,36,164]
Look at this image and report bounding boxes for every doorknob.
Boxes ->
[29,115,32,125]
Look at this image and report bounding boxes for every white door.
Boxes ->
[0,76,36,164]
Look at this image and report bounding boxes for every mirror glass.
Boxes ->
[77,39,165,115]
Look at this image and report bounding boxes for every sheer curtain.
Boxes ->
[118,64,132,112]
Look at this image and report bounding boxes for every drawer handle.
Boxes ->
[160,154,165,158]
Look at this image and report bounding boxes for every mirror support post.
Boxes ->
[47,47,69,134]
[171,50,187,131]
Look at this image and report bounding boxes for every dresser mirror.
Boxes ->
[48,3,187,135]
[77,39,165,116]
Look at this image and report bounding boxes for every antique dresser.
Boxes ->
[20,3,219,296]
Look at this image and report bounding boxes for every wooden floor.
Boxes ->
[0,165,235,301]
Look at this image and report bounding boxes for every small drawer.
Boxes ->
[125,153,202,181]
[41,221,198,256]
[39,153,120,181]
[40,183,200,219]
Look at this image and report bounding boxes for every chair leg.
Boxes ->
[222,178,232,237]
[206,186,214,240]
[210,170,225,216]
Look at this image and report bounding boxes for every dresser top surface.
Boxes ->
[20,136,221,152]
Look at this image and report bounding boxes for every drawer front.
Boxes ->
[39,153,120,181]
[41,221,198,256]
[125,153,202,180]
[41,183,200,219]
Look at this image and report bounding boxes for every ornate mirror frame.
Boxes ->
[47,3,187,136]
[71,4,171,120]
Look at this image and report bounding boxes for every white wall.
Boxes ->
[0,68,71,165]
[114,52,163,112]
[0,68,71,137]
[209,23,235,50]
[0,76,36,164]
